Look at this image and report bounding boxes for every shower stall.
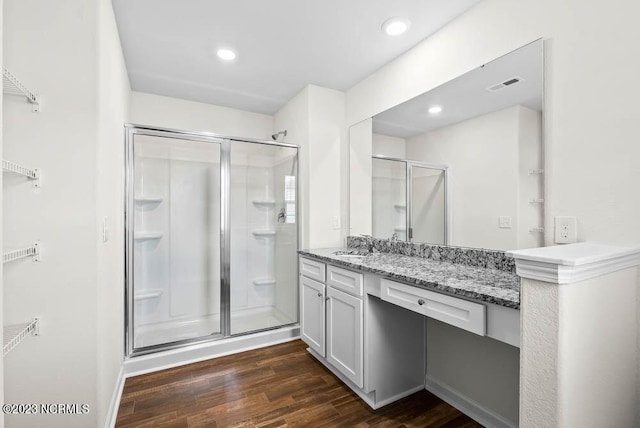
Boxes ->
[372,155,448,244]
[125,124,299,356]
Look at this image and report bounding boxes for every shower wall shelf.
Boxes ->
[134,232,164,241]
[3,318,40,357]
[134,196,164,204]
[252,200,276,208]
[253,278,276,286]
[3,243,40,264]
[134,289,163,301]
[393,204,406,210]
[252,230,276,238]
[3,159,41,187]
[3,66,42,113]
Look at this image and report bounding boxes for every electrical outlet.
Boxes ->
[554,216,577,244]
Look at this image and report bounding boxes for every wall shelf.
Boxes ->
[252,230,276,238]
[134,196,163,204]
[3,243,40,264]
[3,66,42,113]
[134,289,163,301]
[3,318,40,357]
[252,200,276,208]
[393,204,406,210]
[3,159,41,187]
[134,232,164,241]
[253,278,276,286]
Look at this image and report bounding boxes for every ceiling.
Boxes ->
[373,40,543,138]
[111,0,481,115]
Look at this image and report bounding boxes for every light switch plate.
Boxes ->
[499,216,512,229]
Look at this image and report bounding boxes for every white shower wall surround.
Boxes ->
[126,125,299,356]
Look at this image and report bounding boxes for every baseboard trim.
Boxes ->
[375,384,425,408]
[425,375,517,428]
[104,366,126,428]
[124,325,300,377]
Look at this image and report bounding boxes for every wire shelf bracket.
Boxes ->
[3,318,40,357]
[3,159,41,187]
[3,243,40,264]
[3,66,42,113]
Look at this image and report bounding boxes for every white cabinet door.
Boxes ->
[300,276,326,357]
[327,286,363,388]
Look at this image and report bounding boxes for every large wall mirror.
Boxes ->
[349,39,543,251]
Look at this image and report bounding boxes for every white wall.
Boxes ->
[130,91,274,140]
[3,0,130,426]
[0,1,4,425]
[275,85,345,249]
[3,0,99,426]
[349,119,372,237]
[406,105,541,250]
[345,0,640,423]
[372,133,406,158]
[95,0,130,425]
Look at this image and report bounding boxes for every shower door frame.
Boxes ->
[372,154,450,244]
[124,123,300,358]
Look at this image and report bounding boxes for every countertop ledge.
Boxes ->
[299,248,520,310]
[507,242,640,284]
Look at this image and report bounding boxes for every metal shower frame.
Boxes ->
[124,123,300,358]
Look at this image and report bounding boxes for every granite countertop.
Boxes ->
[299,247,520,309]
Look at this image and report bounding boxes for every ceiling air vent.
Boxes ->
[486,77,522,92]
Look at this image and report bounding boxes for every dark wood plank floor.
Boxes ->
[116,339,482,427]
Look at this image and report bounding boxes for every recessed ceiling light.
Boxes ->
[428,105,443,114]
[217,48,236,61]
[382,17,410,36]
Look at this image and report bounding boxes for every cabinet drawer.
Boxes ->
[380,279,486,336]
[300,257,326,282]
[327,265,363,297]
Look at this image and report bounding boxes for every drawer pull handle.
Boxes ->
[417,299,426,306]
[317,292,322,297]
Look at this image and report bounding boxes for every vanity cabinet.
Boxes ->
[326,275,364,388]
[300,276,326,357]
[299,257,426,409]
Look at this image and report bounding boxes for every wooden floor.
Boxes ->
[116,340,482,427]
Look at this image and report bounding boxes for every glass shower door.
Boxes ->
[229,141,299,335]
[128,130,222,352]
[410,165,446,244]
[372,158,407,240]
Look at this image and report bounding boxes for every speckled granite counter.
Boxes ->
[299,247,520,309]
